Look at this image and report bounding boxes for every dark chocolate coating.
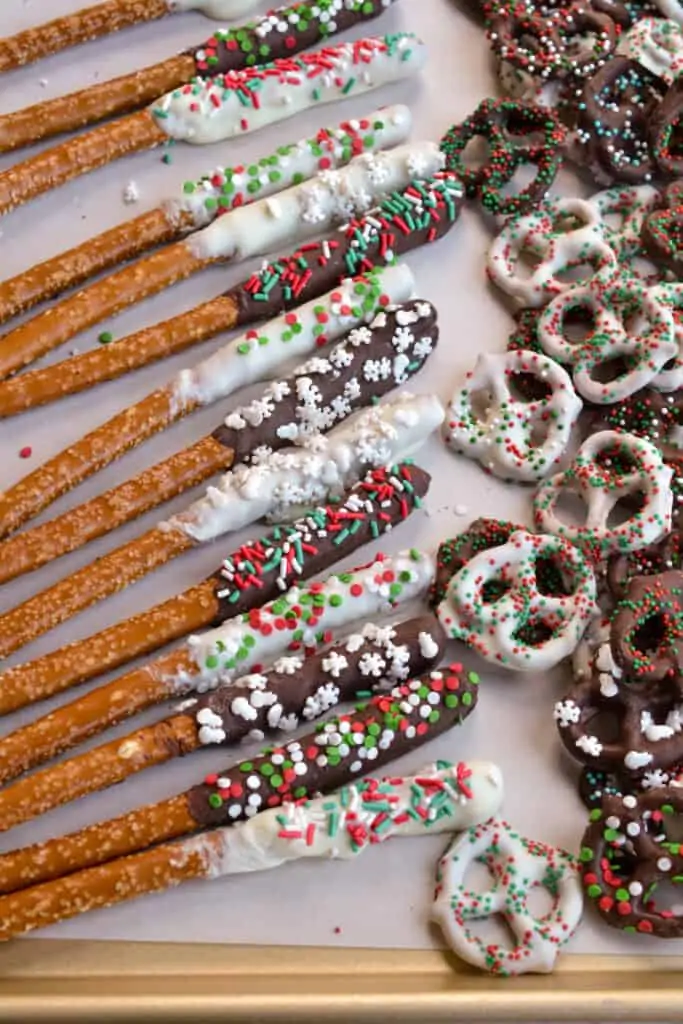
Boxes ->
[430,518,522,609]
[581,788,683,937]
[186,661,480,828]
[192,613,447,744]
[190,1,396,78]
[211,300,438,457]
[205,462,431,621]
[228,172,466,327]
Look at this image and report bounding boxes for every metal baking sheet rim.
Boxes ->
[0,942,679,1021]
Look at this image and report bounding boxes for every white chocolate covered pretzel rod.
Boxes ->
[0,33,425,215]
[0,758,502,940]
[0,137,443,379]
[0,105,410,327]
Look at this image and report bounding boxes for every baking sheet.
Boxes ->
[0,0,677,959]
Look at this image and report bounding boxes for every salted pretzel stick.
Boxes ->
[0,281,426,583]
[0,548,435,787]
[0,660,478,896]
[0,615,447,833]
[0,1,397,151]
[0,33,424,216]
[0,754,499,938]
[0,106,408,327]
[0,0,262,75]
[0,391,444,660]
[0,137,442,381]
[0,171,462,417]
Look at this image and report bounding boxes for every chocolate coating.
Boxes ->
[191,613,447,745]
[228,172,465,326]
[430,518,522,609]
[206,462,431,621]
[190,1,395,77]
[211,300,438,457]
[186,661,480,828]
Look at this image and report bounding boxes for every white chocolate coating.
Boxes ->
[170,262,415,412]
[179,762,505,877]
[173,548,437,693]
[164,105,412,230]
[168,0,261,17]
[443,350,582,483]
[433,819,583,976]
[151,35,427,145]
[164,392,445,542]
[187,141,445,261]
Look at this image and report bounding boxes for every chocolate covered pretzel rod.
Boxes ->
[0,615,447,833]
[0,137,442,380]
[0,755,498,937]
[0,172,462,415]
[0,33,425,217]
[0,548,436,786]
[0,105,409,328]
[0,663,479,896]
[0,464,430,718]
[0,0,262,74]
[0,392,444,659]
[0,289,432,584]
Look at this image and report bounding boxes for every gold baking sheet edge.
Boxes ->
[0,943,678,1022]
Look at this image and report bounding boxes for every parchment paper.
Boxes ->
[1,0,679,958]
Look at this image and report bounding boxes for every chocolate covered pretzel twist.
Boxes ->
[581,788,683,936]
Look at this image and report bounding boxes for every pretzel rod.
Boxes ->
[0,105,409,326]
[0,615,447,834]
[0,756,501,938]
[0,464,430,718]
[0,0,170,73]
[0,169,463,416]
[0,548,436,786]
[0,0,262,76]
[0,109,168,218]
[0,391,444,659]
[0,661,478,897]
[0,2,398,152]
[0,138,442,381]
[0,262,413,536]
[0,33,425,216]
[0,290,430,583]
